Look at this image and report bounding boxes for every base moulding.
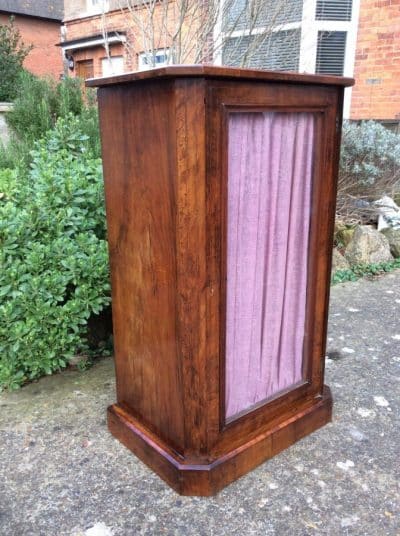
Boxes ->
[107,386,332,496]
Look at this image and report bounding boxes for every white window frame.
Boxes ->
[216,21,303,72]
[138,49,170,71]
[86,0,109,15]
[215,0,304,66]
[216,0,360,119]
[101,55,124,77]
[299,0,361,118]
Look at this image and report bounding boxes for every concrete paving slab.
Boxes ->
[1,271,399,536]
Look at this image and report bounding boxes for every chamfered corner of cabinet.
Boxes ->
[105,390,333,496]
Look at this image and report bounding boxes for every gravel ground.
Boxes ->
[1,271,399,536]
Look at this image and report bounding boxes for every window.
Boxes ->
[315,31,347,76]
[222,0,303,33]
[223,30,301,72]
[138,50,170,71]
[101,56,124,77]
[316,0,353,21]
[87,0,109,13]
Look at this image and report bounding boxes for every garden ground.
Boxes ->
[1,271,399,536]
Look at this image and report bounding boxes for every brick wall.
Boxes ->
[64,0,86,21]
[72,42,129,78]
[65,11,137,76]
[351,0,400,120]
[64,0,128,21]
[65,10,131,42]
[64,5,189,77]
[0,14,63,78]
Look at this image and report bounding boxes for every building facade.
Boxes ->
[351,0,400,123]
[62,0,180,78]
[62,1,130,79]
[0,0,64,79]
[61,0,400,123]
[220,0,360,118]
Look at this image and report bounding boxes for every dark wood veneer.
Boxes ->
[87,64,354,88]
[108,387,333,496]
[90,65,353,495]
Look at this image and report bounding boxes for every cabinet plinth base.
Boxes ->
[107,386,332,496]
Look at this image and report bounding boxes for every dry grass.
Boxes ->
[336,172,400,225]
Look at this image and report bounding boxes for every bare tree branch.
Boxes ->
[101,0,301,70]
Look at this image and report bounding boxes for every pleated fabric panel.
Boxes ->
[225,112,315,420]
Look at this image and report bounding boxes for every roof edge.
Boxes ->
[58,31,126,48]
[0,8,62,21]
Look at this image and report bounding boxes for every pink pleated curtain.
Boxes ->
[225,111,315,420]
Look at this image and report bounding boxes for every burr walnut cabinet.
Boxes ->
[87,65,354,496]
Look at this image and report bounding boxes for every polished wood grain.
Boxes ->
[108,387,332,496]
[87,64,354,88]
[174,78,209,462]
[205,81,340,457]
[98,81,186,454]
[91,66,352,495]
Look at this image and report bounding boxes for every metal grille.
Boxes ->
[316,0,353,21]
[315,31,347,76]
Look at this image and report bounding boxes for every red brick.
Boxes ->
[351,0,400,120]
[0,13,62,78]
[64,5,197,78]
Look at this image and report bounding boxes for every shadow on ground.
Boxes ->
[1,271,399,536]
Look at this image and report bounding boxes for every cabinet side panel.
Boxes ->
[98,83,184,451]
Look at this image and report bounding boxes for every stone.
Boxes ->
[381,227,400,258]
[331,248,350,272]
[68,354,89,367]
[336,228,355,248]
[334,218,346,235]
[345,225,393,265]
[334,220,356,248]
[85,523,114,536]
[373,196,400,231]
[0,103,13,146]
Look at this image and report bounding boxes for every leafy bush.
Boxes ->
[0,72,100,170]
[0,17,32,101]
[340,121,400,185]
[0,115,110,390]
[338,121,400,222]
[332,258,400,285]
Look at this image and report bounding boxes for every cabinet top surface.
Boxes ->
[86,64,354,89]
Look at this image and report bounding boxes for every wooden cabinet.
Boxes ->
[87,65,354,496]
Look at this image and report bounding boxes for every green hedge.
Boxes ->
[0,17,31,102]
[0,72,100,171]
[0,115,110,390]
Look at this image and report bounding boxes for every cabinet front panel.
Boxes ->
[225,111,316,420]
[205,81,341,451]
